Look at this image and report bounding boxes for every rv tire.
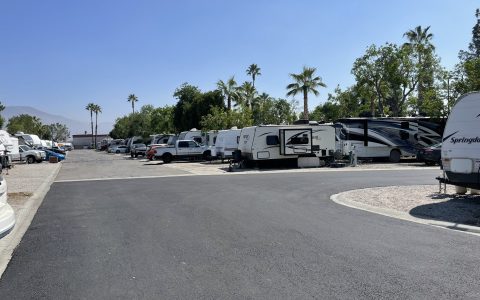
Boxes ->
[162,153,172,164]
[389,149,401,163]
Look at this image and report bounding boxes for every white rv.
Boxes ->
[179,128,204,144]
[15,133,42,148]
[238,124,335,165]
[150,134,176,146]
[335,118,444,162]
[215,128,241,161]
[205,130,219,158]
[0,131,15,166]
[441,92,480,191]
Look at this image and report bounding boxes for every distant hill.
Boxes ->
[3,106,113,135]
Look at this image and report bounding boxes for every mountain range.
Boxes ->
[3,106,113,135]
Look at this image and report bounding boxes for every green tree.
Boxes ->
[455,9,480,95]
[286,66,326,120]
[151,105,175,134]
[92,104,102,147]
[48,123,70,141]
[246,64,261,89]
[85,103,95,146]
[310,102,341,122]
[128,94,138,114]
[217,76,237,111]
[236,81,256,109]
[200,106,253,131]
[173,83,225,131]
[0,101,5,128]
[403,25,436,115]
[6,114,44,136]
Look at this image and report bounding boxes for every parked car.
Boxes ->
[0,176,15,239]
[44,149,66,162]
[19,145,46,163]
[109,145,128,154]
[130,144,147,158]
[417,142,441,166]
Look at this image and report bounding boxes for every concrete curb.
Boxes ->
[330,191,480,237]
[0,162,63,278]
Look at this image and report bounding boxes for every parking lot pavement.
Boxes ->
[55,150,191,182]
[0,161,62,276]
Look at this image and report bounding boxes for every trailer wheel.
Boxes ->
[162,153,172,163]
[455,186,467,194]
[389,149,401,163]
[26,156,35,164]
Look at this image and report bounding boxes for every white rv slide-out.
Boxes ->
[215,128,241,160]
[238,125,335,164]
[441,92,480,190]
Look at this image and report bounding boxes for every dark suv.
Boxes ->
[130,144,147,158]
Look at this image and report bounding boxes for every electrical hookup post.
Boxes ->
[349,145,357,167]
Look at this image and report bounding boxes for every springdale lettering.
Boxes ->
[451,136,480,144]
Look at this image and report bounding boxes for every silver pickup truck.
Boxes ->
[153,140,211,163]
[18,145,46,164]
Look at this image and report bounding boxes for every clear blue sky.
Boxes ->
[0,0,478,122]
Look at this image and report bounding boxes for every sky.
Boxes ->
[0,0,478,123]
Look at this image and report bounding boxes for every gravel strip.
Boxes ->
[5,162,61,195]
[341,185,480,227]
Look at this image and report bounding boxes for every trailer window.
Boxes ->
[266,135,279,145]
[289,135,309,145]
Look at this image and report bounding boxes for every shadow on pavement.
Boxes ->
[410,193,480,227]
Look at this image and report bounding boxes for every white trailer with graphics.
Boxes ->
[237,124,335,166]
[441,92,480,193]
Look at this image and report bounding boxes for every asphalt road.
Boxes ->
[1,169,479,299]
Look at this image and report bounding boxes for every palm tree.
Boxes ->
[403,25,434,115]
[92,104,102,148]
[286,66,326,120]
[217,76,238,111]
[246,64,261,89]
[127,94,138,114]
[236,81,256,109]
[85,103,95,147]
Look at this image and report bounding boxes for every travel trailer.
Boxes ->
[441,92,480,192]
[205,130,219,158]
[335,118,444,162]
[0,131,15,167]
[150,134,176,146]
[15,133,42,148]
[215,128,241,160]
[178,128,204,144]
[238,124,335,166]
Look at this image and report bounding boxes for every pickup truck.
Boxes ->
[18,145,46,164]
[154,140,211,163]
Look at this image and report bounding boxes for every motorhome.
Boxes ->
[238,124,335,166]
[335,118,444,162]
[215,128,241,161]
[441,92,480,192]
[178,128,204,144]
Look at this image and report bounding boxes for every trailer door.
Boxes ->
[279,128,312,155]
